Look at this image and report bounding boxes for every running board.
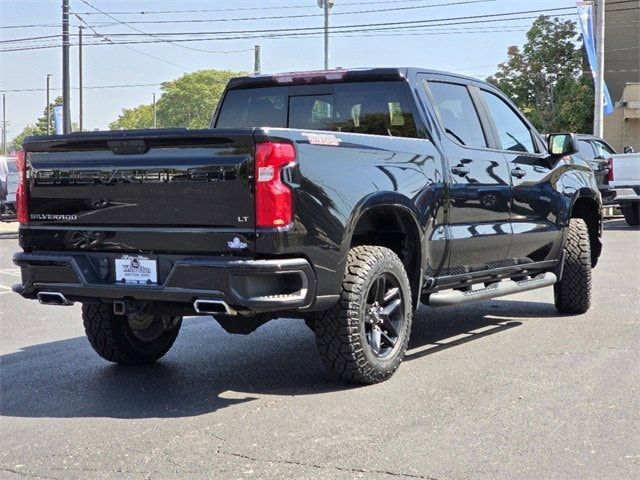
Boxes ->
[428,272,557,308]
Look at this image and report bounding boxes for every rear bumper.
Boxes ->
[12,251,316,314]
[612,186,640,203]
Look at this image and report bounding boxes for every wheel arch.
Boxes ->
[344,193,424,309]
[570,195,602,267]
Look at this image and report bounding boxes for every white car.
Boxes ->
[0,155,19,219]
[609,152,640,226]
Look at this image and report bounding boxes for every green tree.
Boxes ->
[156,69,242,128]
[487,16,594,133]
[109,69,244,131]
[9,96,63,151]
[109,104,154,130]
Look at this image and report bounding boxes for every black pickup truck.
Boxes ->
[14,68,602,384]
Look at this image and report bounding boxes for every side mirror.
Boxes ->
[624,146,634,154]
[547,133,578,156]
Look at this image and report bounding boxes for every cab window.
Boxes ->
[426,81,487,148]
[481,90,536,153]
[216,81,418,138]
[578,140,595,159]
[593,140,615,158]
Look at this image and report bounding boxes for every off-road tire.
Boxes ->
[82,303,182,364]
[554,218,592,314]
[621,203,640,226]
[314,246,413,384]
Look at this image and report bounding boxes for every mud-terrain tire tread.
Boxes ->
[314,245,412,384]
[82,303,180,364]
[554,218,592,314]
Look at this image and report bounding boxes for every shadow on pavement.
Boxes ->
[0,299,564,420]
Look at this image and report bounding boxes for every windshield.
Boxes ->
[215,81,417,138]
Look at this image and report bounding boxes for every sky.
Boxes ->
[1,0,579,142]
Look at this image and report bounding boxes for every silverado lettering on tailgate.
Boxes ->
[32,167,237,185]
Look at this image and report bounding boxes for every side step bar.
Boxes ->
[428,272,557,308]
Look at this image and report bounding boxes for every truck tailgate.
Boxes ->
[23,129,256,254]
[610,154,640,187]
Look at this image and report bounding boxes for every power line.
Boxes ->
[53,6,583,38]
[78,0,500,27]
[4,0,637,30]
[0,13,579,53]
[77,0,251,55]
[70,0,495,16]
[0,83,163,94]
[73,13,192,71]
[7,3,632,53]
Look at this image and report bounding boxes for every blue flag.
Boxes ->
[576,1,615,115]
[52,105,64,134]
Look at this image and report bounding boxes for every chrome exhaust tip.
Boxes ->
[193,299,236,316]
[37,291,73,306]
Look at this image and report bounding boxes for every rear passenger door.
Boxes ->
[422,77,512,273]
[477,88,564,264]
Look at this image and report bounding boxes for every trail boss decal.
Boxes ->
[301,132,341,146]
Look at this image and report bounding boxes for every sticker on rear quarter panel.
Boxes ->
[301,132,341,146]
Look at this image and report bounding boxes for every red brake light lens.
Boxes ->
[273,70,347,84]
[255,142,296,228]
[606,158,614,183]
[15,150,28,224]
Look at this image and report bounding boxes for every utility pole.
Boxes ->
[594,0,605,137]
[2,94,6,156]
[46,74,52,135]
[318,0,335,70]
[78,26,84,132]
[254,45,261,75]
[62,0,71,133]
[152,93,157,129]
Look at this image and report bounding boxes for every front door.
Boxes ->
[477,88,564,263]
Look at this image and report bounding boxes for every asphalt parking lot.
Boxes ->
[0,219,638,480]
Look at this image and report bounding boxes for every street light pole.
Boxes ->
[318,1,335,70]
[62,0,71,133]
[2,94,6,156]
[79,25,84,132]
[152,93,157,129]
[593,0,605,137]
[46,74,52,135]
[254,45,261,74]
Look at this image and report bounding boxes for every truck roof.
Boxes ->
[225,67,484,90]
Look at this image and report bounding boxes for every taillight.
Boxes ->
[606,158,614,183]
[15,150,28,224]
[255,142,296,228]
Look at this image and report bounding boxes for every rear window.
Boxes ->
[215,81,418,138]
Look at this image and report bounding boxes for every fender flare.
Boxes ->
[342,192,426,307]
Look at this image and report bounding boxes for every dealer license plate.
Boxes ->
[115,256,158,284]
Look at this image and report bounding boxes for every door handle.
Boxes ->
[451,165,470,177]
[511,167,526,178]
